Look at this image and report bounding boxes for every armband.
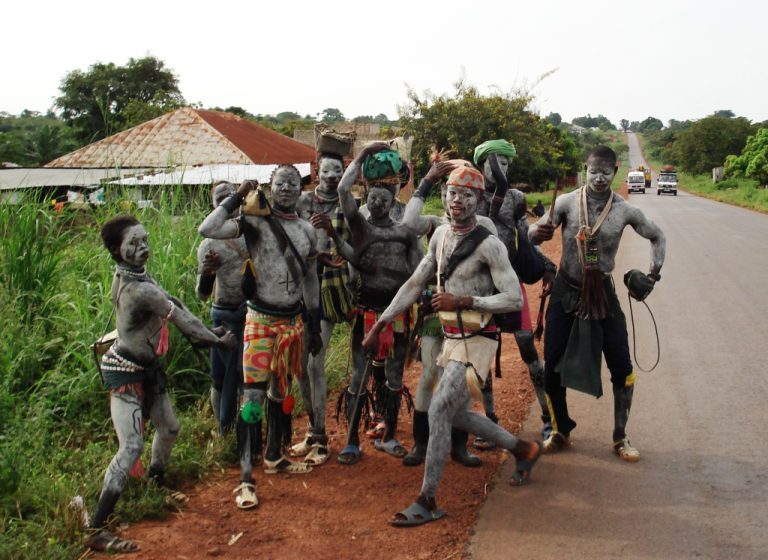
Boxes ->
[198,272,215,295]
[648,272,661,282]
[220,192,244,214]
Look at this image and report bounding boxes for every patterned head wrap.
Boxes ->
[363,149,403,186]
[473,139,517,165]
[446,166,485,191]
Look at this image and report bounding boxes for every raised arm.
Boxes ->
[403,161,456,235]
[199,180,256,239]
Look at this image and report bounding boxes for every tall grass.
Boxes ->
[0,184,359,559]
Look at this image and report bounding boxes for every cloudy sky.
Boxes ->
[3,0,765,127]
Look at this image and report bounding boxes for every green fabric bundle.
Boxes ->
[363,149,403,181]
[473,139,517,165]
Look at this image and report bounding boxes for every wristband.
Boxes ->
[220,192,244,214]
[648,272,661,282]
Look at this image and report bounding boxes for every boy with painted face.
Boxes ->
[88,216,236,553]
[291,153,349,466]
[199,165,323,509]
[399,158,498,468]
[474,139,556,444]
[529,145,666,461]
[196,181,248,434]
[364,165,542,526]
[332,142,422,465]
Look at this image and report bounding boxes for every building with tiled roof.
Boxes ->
[46,108,317,168]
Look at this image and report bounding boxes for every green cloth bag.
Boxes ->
[558,317,604,398]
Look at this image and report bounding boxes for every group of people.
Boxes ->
[86,138,666,551]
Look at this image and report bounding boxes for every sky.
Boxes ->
[2,0,766,127]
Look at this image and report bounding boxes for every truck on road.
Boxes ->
[657,167,678,196]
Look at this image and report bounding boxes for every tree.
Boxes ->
[546,112,562,126]
[712,109,735,118]
[399,80,579,188]
[673,116,753,174]
[620,119,629,132]
[572,114,615,131]
[725,128,768,186]
[320,108,345,122]
[0,111,76,166]
[56,56,185,144]
[634,116,663,133]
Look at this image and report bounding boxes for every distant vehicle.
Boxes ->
[657,167,678,196]
[627,170,646,193]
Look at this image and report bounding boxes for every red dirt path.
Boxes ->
[100,224,567,560]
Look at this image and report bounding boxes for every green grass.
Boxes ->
[0,189,355,558]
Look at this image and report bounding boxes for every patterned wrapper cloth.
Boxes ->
[359,308,409,361]
[243,311,304,397]
[320,207,355,323]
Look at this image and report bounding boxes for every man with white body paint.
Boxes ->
[363,165,542,526]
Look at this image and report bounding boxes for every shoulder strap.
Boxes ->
[441,227,492,284]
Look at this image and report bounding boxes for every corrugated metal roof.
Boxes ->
[110,163,311,187]
[45,108,316,168]
[0,168,148,191]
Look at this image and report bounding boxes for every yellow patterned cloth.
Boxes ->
[243,311,304,392]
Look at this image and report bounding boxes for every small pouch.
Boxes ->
[438,310,490,331]
[91,329,118,360]
[242,189,271,216]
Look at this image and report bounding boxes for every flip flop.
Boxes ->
[337,444,361,466]
[390,502,446,527]
[263,456,313,475]
[374,438,407,458]
[232,482,258,509]
[510,442,542,486]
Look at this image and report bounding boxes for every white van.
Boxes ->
[627,171,646,194]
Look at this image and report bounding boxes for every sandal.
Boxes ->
[289,434,313,457]
[390,502,446,527]
[374,438,407,458]
[233,482,258,509]
[337,444,362,466]
[263,456,313,475]
[164,491,189,506]
[614,438,640,462]
[86,529,140,553]
[473,436,497,451]
[303,443,329,466]
[543,432,572,454]
[510,442,542,486]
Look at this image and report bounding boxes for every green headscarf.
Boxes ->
[473,139,517,165]
[363,149,403,181]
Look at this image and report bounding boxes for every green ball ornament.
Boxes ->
[240,401,263,424]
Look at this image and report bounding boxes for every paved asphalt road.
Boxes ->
[468,135,768,559]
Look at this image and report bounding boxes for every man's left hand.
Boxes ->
[318,252,345,269]
[431,292,473,312]
[542,269,555,297]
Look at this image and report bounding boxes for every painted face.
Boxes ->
[270,167,302,210]
[445,185,479,223]
[212,182,236,211]
[366,186,394,220]
[119,224,149,267]
[318,157,343,192]
[482,155,509,184]
[585,156,617,193]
